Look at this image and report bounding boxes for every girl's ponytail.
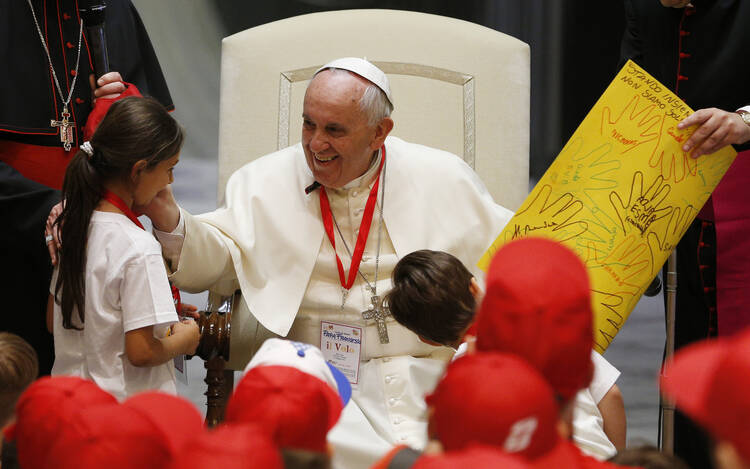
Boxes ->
[54,147,103,329]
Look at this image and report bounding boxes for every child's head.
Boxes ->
[67,95,185,206]
[426,353,561,457]
[0,333,38,429]
[660,329,750,469]
[225,339,350,456]
[607,445,689,469]
[475,238,594,403]
[385,250,479,347]
[56,96,184,330]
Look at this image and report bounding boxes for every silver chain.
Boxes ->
[27,0,84,110]
[331,153,387,297]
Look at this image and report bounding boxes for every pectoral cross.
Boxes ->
[362,295,391,344]
[51,105,75,151]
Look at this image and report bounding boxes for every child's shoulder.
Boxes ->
[89,211,162,259]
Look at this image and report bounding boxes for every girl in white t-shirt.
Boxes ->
[46,96,200,400]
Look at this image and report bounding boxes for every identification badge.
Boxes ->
[174,355,188,385]
[320,321,363,385]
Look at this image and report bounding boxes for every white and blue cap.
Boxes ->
[315,57,394,109]
[244,338,351,407]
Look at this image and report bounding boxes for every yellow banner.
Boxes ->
[479,60,736,353]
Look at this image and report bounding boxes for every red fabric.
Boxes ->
[167,423,283,469]
[12,377,117,469]
[225,366,343,452]
[475,238,594,401]
[413,445,531,468]
[0,141,73,189]
[713,150,750,335]
[425,353,560,457]
[661,329,750,463]
[83,81,142,140]
[0,82,143,190]
[122,392,204,457]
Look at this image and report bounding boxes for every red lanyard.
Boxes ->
[101,189,144,229]
[101,189,182,311]
[319,148,385,292]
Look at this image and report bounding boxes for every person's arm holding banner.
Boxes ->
[678,106,750,158]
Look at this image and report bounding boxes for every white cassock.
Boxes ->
[156,136,614,467]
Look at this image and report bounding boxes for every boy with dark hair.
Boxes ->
[386,250,481,349]
[385,244,625,459]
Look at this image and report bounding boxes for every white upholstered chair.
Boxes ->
[208,9,530,375]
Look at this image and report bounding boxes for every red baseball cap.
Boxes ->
[413,444,531,468]
[661,329,750,463]
[47,401,173,469]
[167,423,283,469]
[122,391,204,457]
[10,376,118,469]
[225,365,342,452]
[425,352,561,457]
[475,237,594,400]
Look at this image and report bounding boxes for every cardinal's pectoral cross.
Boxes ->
[51,105,75,151]
[362,295,391,344]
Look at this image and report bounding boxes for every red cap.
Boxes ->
[47,402,173,469]
[413,444,531,468]
[167,423,283,469]
[661,329,750,463]
[12,376,117,469]
[122,392,204,457]
[225,365,343,452]
[425,353,561,457]
[475,237,594,400]
[527,438,626,468]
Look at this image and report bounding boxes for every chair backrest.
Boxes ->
[218,9,529,210]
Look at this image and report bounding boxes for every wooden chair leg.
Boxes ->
[204,356,233,427]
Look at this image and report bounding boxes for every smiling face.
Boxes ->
[133,153,179,206]
[302,70,392,189]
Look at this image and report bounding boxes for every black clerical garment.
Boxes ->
[621,2,750,467]
[0,0,173,148]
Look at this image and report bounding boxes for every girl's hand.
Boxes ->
[171,319,200,356]
[179,302,200,320]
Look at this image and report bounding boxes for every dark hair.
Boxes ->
[608,445,690,469]
[281,448,331,469]
[54,96,184,330]
[384,250,475,346]
[0,333,39,426]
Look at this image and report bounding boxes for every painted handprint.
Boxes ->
[554,137,620,198]
[599,94,662,156]
[590,288,639,354]
[646,203,698,266]
[506,184,588,244]
[585,235,651,297]
[609,172,673,237]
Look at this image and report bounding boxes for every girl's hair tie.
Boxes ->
[80,141,94,159]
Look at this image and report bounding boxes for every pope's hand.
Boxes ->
[678,107,750,158]
[136,185,181,232]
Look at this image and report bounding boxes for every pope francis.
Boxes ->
[149,58,513,467]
